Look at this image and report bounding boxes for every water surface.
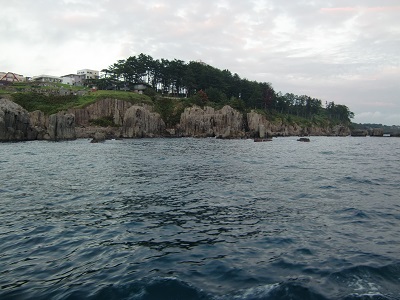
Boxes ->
[1,137,399,299]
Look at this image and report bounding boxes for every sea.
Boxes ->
[0,136,399,300]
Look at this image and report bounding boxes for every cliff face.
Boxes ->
[179,105,245,138]
[0,97,77,141]
[0,98,33,141]
[247,111,303,137]
[247,110,350,137]
[48,112,76,141]
[29,110,49,140]
[122,105,166,138]
[1,97,352,142]
[68,98,133,126]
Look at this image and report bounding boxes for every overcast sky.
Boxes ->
[1,0,399,125]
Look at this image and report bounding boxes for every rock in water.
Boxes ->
[122,105,165,138]
[48,112,76,141]
[90,132,106,143]
[0,97,32,141]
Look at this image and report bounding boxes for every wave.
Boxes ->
[2,267,400,300]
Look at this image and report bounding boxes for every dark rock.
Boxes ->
[297,137,310,142]
[0,97,32,141]
[48,112,76,141]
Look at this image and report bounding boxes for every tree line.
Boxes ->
[89,53,354,124]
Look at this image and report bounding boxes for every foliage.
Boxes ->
[187,90,209,107]
[11,92,80,115]
[154,97,186,127]
[228,97,246,112]
[5,53,355,127]
[10,90,152,115]
[100,53,354,125]
[73,90,153,109]
[89,116,118,127]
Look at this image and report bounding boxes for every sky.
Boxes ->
[1,0,399,125]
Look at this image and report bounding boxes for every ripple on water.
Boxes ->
[1,137,400,299]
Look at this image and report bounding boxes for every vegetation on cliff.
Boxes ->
[1,53,354,129]
[10,89,152,115]
[95,53,354,126]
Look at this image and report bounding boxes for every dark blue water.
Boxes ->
[1,137,399,300]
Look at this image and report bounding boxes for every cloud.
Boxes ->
[320,6,400,13]
[354,111,400,126]
[1,0,399,125]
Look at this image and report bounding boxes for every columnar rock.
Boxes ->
[246,111,303,137]
[247,110,350,136]
[48,112,76,141]
[122,105,165,138]
[69,98,133,126]
[0,97,32,141]
[371,128,384,137]
[29,110,50,140]
[179,105,245,138]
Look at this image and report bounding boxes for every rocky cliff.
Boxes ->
[0,97,33,141]
[48,112,76,141]
[179,105,245,138]
[247,110,350,137]
[1,96,353,142]
[122,105,166,138]
[247,111,302,137]
[68,98,133,126]
[0,97,77,141]
[29,110,49,140]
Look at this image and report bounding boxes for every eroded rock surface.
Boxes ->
[179,105,245,138]
[122,105,165,138]
[0,97,33,141]
[69,98,133,126]
[48,112,76,141]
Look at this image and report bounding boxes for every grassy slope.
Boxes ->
[2,83,343,129]
[9,90,152,115]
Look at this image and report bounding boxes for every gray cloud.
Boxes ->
[1,0,399,124]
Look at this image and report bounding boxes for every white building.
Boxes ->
[61,74,85,86]
[77,69,99,80]
[32,75,62,83]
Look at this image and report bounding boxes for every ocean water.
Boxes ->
[0,137,399,300]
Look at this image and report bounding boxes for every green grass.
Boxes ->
[10,90,153,115]
[77,90,153,108]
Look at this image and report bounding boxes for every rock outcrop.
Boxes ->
[122,105,165,138]
[69,98,133,126]
[1,96,354,142]
[48,112,76,141]
[351,129,368,137]
[0,97,33,141]
[90,131,106,143]
[371,128,384,136]
[179,105,245,138]
[247,111,302,137]
[247,110,350,137]
[29,110,50,140]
